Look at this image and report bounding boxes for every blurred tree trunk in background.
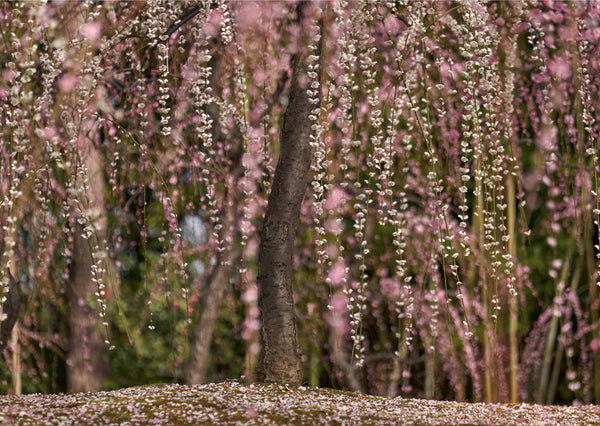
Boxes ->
[1,216,23,394]
[184,257,231,385]
[66,146,110,393]
[185,204,240,385]
[0,272,20,353]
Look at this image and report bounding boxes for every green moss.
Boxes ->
[1,382,599,425]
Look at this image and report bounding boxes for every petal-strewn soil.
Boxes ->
[1,381,599,425]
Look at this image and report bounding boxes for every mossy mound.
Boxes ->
[1,380,599,425]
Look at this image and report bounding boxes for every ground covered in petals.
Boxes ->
[1,381,600,425]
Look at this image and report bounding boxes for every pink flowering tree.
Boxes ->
[1,0,600,405]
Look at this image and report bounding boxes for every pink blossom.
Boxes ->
[58,74,79,93]
[325,218,342,235]
[203,9,221,37]
[236,2,261,31]
[43,126,58,139]
[548,57,572,80]
[81,22,103,41]
[537,125,557,151]
[254,68,268,86]
[245,238,259,258]
[241,285,258,304]
[328,261,346,286]
[2,69,17,83]
[324,187,346,212]
[383,15,401,34]
[380,278,399,298]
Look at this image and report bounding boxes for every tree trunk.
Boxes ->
[67,223,108,392]
[184,195,239,384]
[184,251,234,385]
[1,224,22,396]
[11,321,21,395]
[0,271,20,353]
[255,2,319,386]
[0,212,21,354]
[66,146,109,393]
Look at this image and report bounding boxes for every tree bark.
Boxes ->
[67,224,108,393]
[0,271,20,353]
[184,248,238,384]
[0,214,21,354]
[255,2,319,386]
[66,146,109,393]
[184,207,239,385]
